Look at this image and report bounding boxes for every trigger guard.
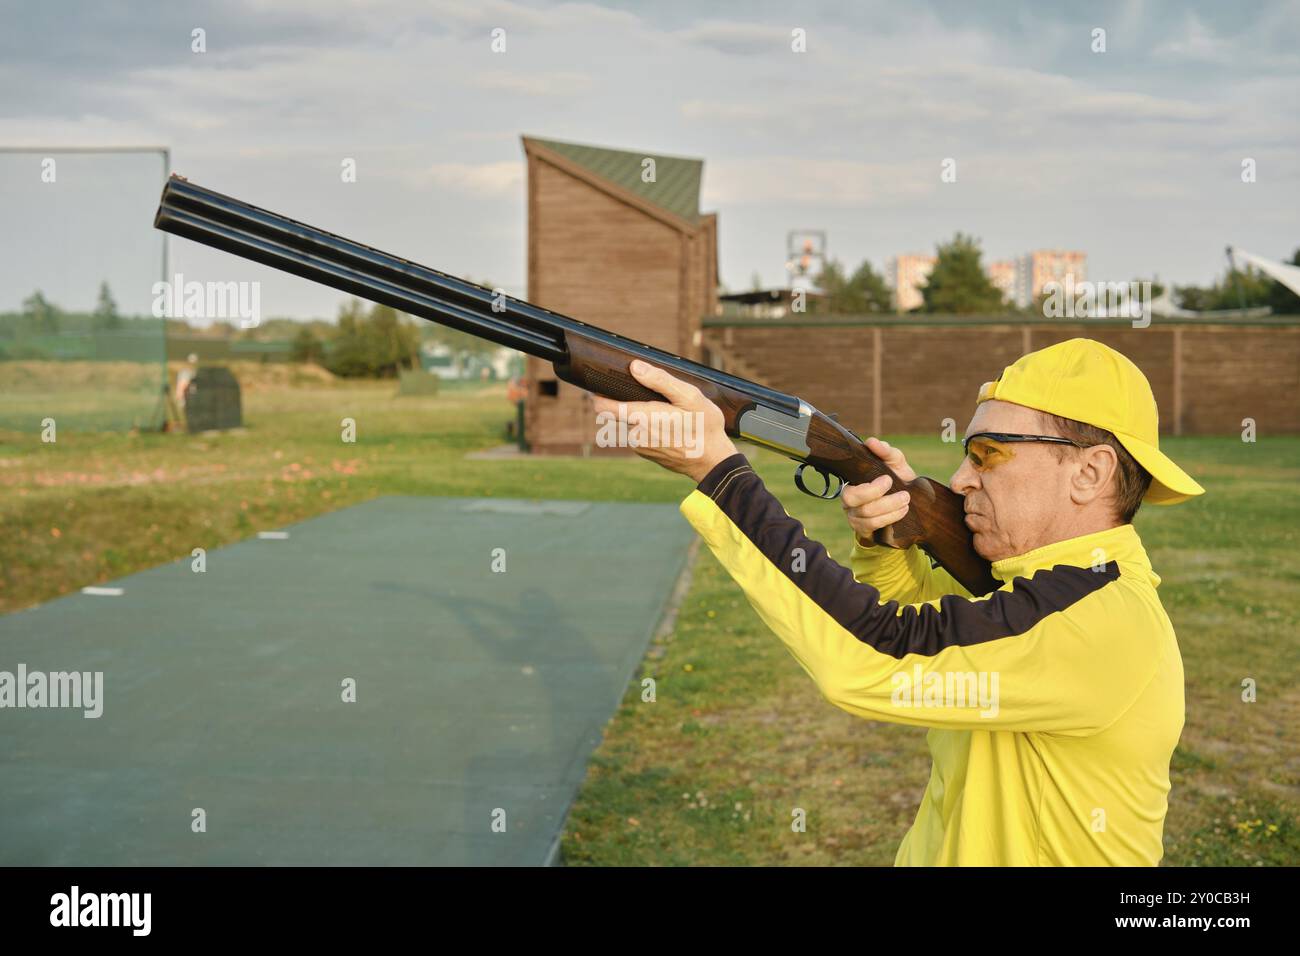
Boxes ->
[794,463,844,500]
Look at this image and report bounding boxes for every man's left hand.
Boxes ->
[590,360,739,483]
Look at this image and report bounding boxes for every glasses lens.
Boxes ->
[967,436,1015,471]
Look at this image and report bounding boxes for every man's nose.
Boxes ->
[951,456,979,496]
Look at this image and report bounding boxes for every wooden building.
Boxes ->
[522,135,718,455]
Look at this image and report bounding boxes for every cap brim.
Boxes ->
[1114,431,1205,505]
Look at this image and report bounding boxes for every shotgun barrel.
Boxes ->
[154,176,802,413]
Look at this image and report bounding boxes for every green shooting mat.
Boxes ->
[0,495,696,865]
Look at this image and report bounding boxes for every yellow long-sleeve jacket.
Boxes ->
[680,453,1185,866]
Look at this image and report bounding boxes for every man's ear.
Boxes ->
[1069,444,1118,506]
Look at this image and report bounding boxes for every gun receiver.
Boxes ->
[153,176,999,596]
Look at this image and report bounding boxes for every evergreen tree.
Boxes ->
[22,290,59,333]
[815,258,892,313]
[93,281,122,330]
[920,234,1005,314]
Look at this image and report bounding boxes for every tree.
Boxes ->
[422,324,497,364]
[291,326,326,364]
[369,303,419,375]
[92,281,122,330]
[419,278,513,372]
[326,300,369,377]
[22,290,59,333]
[815,258,891,313]
[325,299,420,378]
[848,260,893,313]
[920,234,1005,314]
[1268,248,1300,314]
[1217,266,1274,309]
[1175,264,1276,312]
[1139,278,1166,298]
[814,260,846,305]
[1172,284,1218,312]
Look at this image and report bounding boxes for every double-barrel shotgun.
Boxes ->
[153,176,999,595]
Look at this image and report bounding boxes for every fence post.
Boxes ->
[1172,327,1183,436]
[871,326,883,436]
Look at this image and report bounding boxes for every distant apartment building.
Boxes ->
[986,260,1016,306]
[887,254,936,312]
[1013,250,1087,308]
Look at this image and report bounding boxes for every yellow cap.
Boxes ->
[977,338,1204,505]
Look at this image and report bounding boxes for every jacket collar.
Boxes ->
[991,523,1159,589]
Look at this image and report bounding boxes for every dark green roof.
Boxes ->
[525,136,702,224]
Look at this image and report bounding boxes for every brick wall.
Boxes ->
[703,321,1300,437]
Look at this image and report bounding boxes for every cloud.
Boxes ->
[417,161,525,197]
[680,100,772,123]
[682,59,1224,155]
[1065,89,1218,123]
[1151,12,1230,64]
[471,71,593,97]
[674,20,790,56]
[703,158,935,206]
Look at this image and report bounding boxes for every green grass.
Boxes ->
[0,379,686,614]
[1,375,1296,866]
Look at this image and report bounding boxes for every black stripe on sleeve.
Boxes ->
[699,457,1120,660]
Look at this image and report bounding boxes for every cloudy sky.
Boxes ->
[1,0,1296,318]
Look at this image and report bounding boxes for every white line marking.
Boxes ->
[258,531,290,540]
[81,586,124,596]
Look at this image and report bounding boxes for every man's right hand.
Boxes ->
[842,437,916,547]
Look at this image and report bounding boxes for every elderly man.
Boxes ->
[594,338,1203,866]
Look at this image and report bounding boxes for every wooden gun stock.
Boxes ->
[802,409,1001,596]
